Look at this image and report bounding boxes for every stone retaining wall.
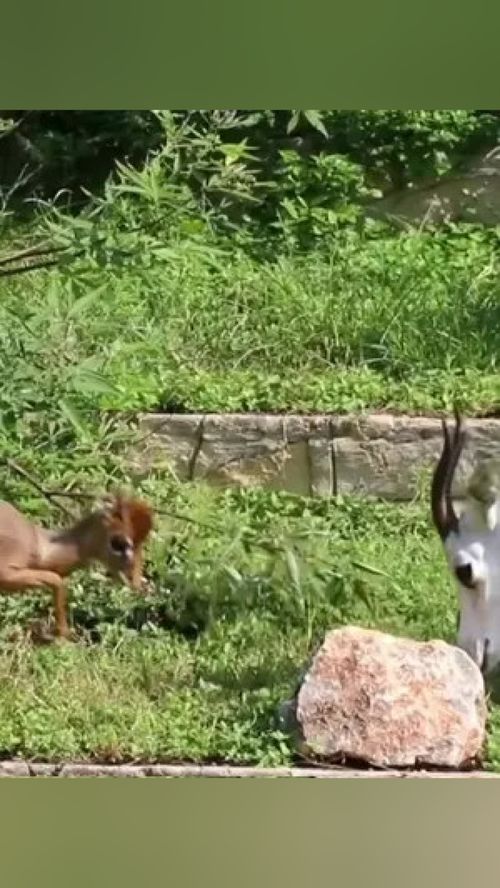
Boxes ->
[132,413,500,501]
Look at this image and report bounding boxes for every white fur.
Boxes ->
[445,497,500,672]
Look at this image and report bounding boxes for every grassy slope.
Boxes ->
[2,228,500,417]
[1,224,500,767]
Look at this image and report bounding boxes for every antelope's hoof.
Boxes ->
[28,620,57,646]
[54,629,78,645]
[29,620,78,646]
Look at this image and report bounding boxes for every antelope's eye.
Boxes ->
[454,563,476,589]
[109,535,129,554]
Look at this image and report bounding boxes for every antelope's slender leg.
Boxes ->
[0,568,71,639]
[130,545,145,592]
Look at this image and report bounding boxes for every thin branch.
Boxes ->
[0,243,69,267]
[0,208,192,280]
[0,462,296,560]
[0,258,66,278]
[38,489,94,500]
[28,485,223,534]
[2,459,77,519]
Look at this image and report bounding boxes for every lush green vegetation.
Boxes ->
[1,110,500,767]
[4,225,500,418]
[0,485,465,765]
[3,110,500,419]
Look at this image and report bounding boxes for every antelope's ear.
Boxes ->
[125,499,154,545]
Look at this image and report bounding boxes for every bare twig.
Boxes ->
[0,243,69,268]
[1,461,287,555]
[0,207,199,281]
[2,459,76,519]
[0,258,66,278]
[0,465,221,532]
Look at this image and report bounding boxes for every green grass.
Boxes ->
[3,226,500,419]
[1,220,500,766]
[0,483,495,769]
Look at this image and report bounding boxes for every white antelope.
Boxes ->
[432,409,500,677]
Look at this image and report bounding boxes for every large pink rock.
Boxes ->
[281,627,487,769]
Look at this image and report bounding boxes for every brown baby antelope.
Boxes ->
[0,493,154,640]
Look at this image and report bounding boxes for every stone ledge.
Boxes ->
[1,761,498,778]
[132,412,500,501]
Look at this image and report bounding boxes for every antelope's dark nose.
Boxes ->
[110,535,129,553]
[454,563,475,589]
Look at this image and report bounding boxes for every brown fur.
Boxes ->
[0,494,154,640]
[100,495,154,591]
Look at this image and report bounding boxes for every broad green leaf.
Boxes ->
[60,399,87,437]
[66,285,107,318]
[351,559,390,578]
[70,368,118,396]
[223,565,243,584]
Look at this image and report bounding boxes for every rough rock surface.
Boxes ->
[280,627,487,769]
[332,413,500,500]
[132,412,500,501]
[365,146,500,227]
[193,414,322,495]
[129,414,204,481]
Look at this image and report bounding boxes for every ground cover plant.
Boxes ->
[2,110,500,768]
[0,478,479,767]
